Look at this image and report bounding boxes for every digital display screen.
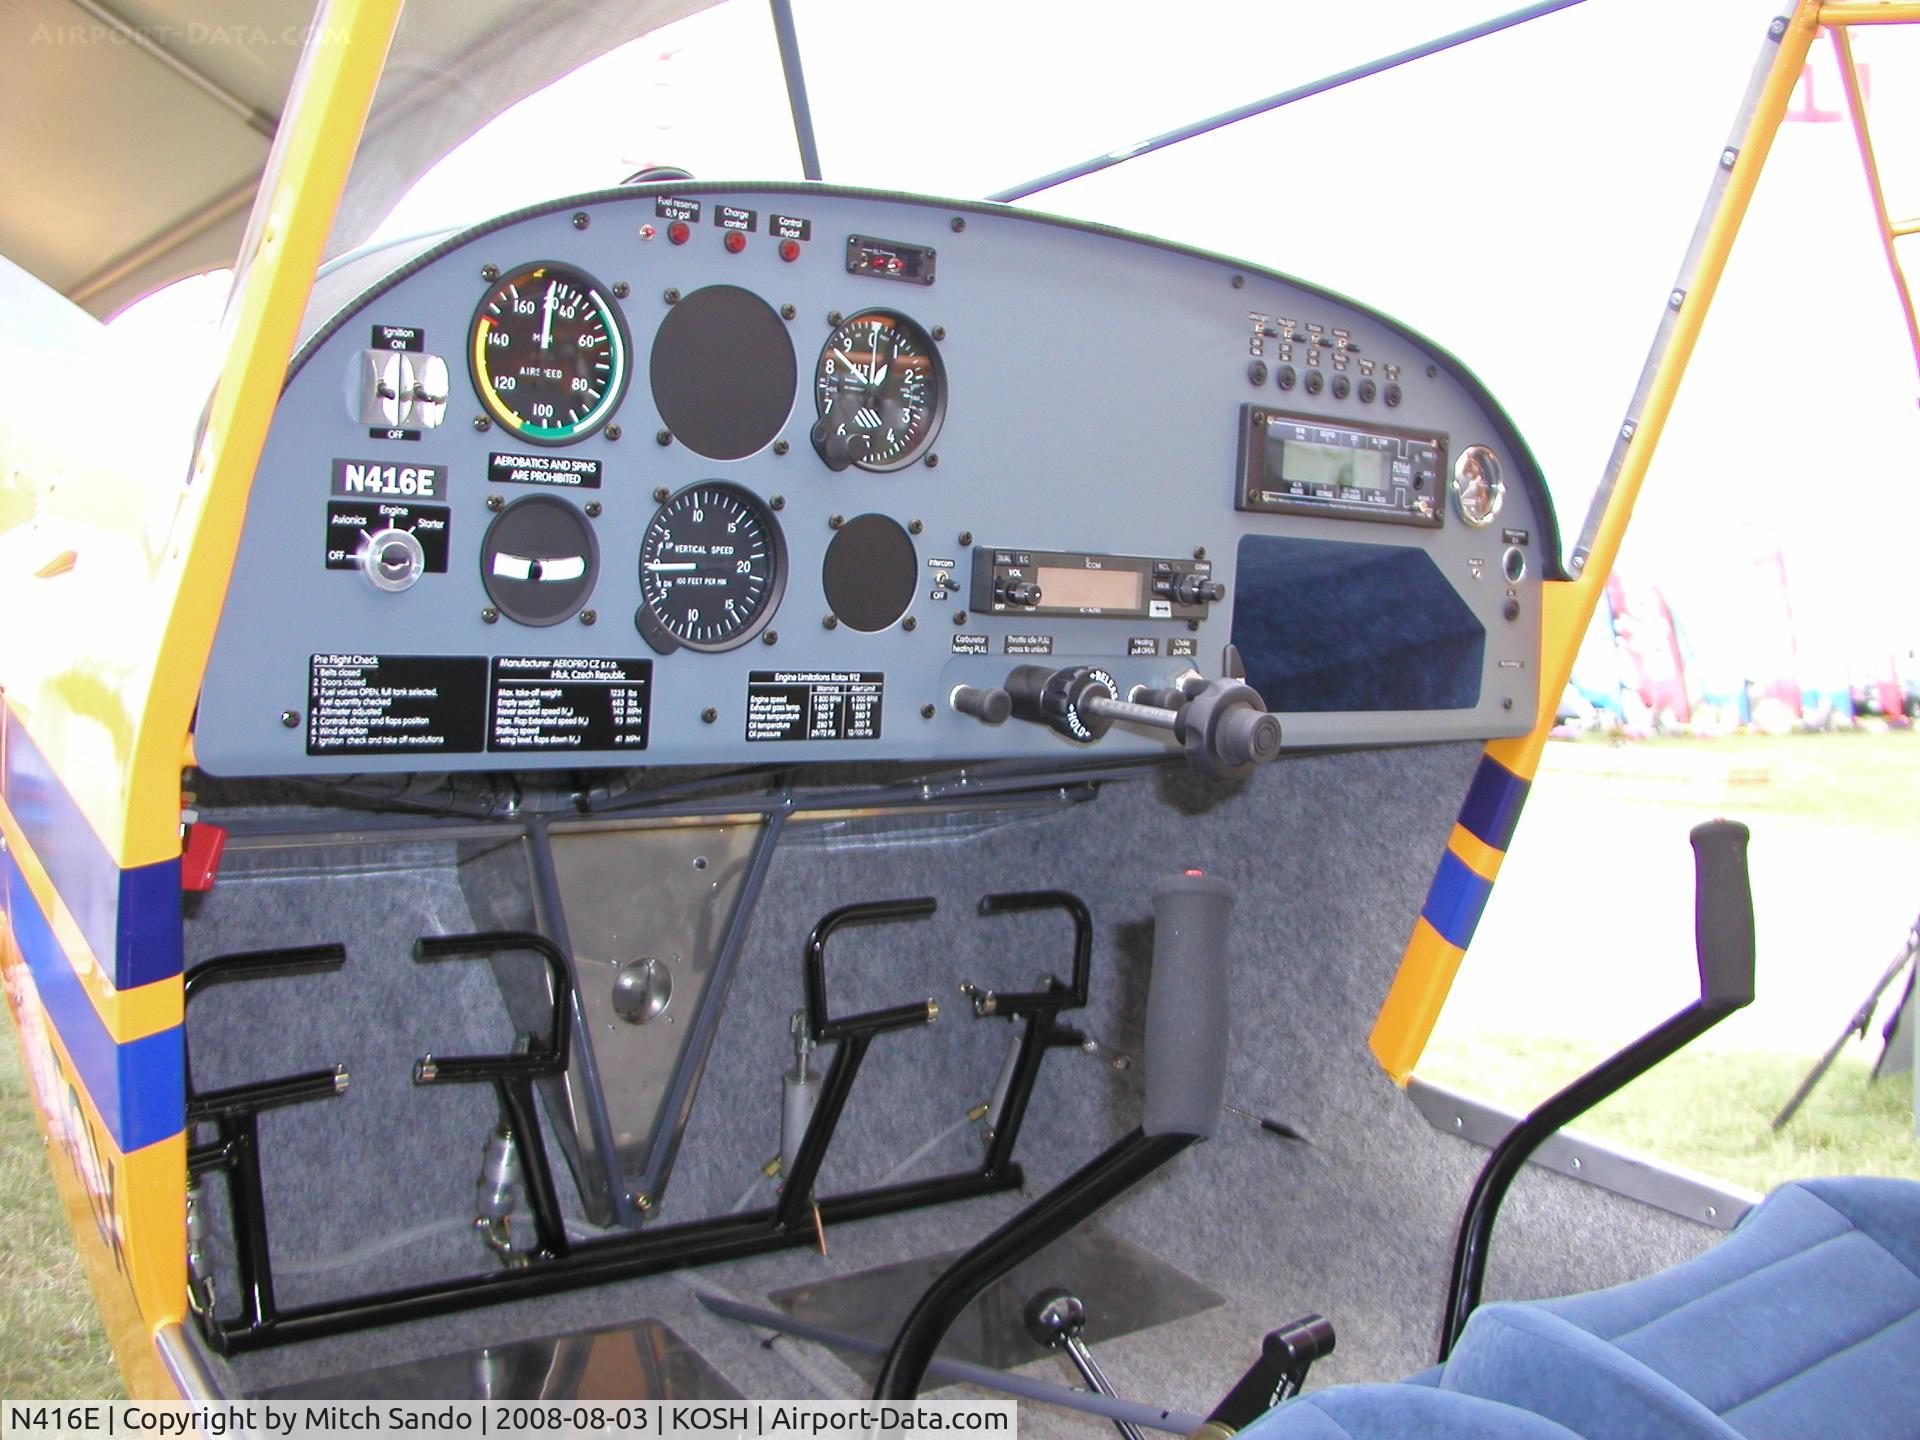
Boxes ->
[1034,565,1142,610]
[1278,439,1388,493]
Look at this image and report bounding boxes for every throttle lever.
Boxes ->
[1004,664,1281,779]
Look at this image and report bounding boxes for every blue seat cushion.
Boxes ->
[1235,1383,1588,1440]
[1441,1177,1920,1440]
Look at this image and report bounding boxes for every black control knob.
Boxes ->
[998,580,1043,608]
[1005,664,1119,743]
[950,684,1012,725]
[1173,574,1225,606]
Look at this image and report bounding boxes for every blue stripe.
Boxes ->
[1422,849,1494,950]
[1456,753,1530,853]
[4,846,183,1153]
[2,700,183,988]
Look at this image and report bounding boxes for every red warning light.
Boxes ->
[667,220,690,245]
[723,229,748,254]
[778,238,802,263]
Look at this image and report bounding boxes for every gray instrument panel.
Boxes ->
[196,183,1554,777]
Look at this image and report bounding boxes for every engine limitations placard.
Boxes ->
[308,655,486,755]
[746,671,883,742]
[489,657,652,751]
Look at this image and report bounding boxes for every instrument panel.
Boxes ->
[196,183,1557,776]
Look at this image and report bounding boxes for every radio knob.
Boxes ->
[1001,580,1043,608]
[1173,574,1225,606]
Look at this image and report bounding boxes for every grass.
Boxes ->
[0,1029,124,1399]
[1420,1031,1920,1195]
[1550,727,1920,838]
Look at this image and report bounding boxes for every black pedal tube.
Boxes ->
[1437,821,1754,1359]
[873,1129,1195,1400]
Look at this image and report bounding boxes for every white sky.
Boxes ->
[119,0,1920,681]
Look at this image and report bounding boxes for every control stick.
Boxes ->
[1024,1289,1146,1440]
[999,664,1281,779]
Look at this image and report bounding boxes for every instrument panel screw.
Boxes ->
[612,281,630,299]
[931,326,946,342]
[580,609,597,626]
[958,531,972,546]
[1188,619,1199,631]
[1193,546,1207,560]
[280,710,300,729]
[653,486,670,502]
[903,616,918,631]
[773,439,790,456]
[908,518,923,535]
[952,610,967,625]
[829,514,844,529]
[827,310,843,327]
[780,304,796,320]
[1426,364,1438,378]
[921,703,936,719]
[656,430,672,447]
[701,708,717,724]
[770,494,785,510]
[1502,697,1514,710]
[472,415,491,432]
[572,211,590,230]
[823,614,839,630]
[585,501,602,518]
[1768,16,1786,36]
[663,288,681,304]
[486,494,505,511]
[482,608,499,624]
[925,453,940,469]
[1232,274,1246,289]
[480,264,499,282]
[950,217,966,233]
[762,630,779,645]
[606,425,622,441]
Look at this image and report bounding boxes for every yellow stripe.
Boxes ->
[1819,1,1920,23]
[1372,8,1824,1084]
[120,0,405,868]
[1370,917,1466,1085]
[1447,822,1506,883]
[0,803,181,1042]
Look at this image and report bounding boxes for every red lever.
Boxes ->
[182,823,227,893]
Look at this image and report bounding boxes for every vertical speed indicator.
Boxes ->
[470,261,630,445]
[634,483,787,654]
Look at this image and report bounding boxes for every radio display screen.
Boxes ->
[1280,439,1388,493]
[1034,565,1142,610]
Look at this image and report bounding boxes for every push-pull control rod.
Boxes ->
[987,663,1282,779]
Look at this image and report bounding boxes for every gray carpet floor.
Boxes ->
[184,747,1718,1428]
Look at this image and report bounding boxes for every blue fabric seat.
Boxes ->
[1239,1177,1920,1440]
[1439,1176,1920,1440]
[1236,1384,1587,1439]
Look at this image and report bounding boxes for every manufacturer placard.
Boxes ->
[488,657,651,752]
[307,655,486,756]
[746,671,883,742]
